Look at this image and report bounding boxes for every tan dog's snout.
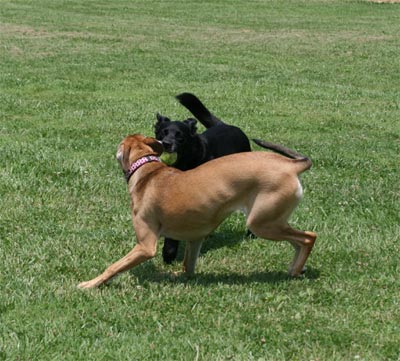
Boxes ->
[143,136,164,156]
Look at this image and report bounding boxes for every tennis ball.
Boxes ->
[160,152,178,166]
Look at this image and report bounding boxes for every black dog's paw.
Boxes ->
[246,230,257,239]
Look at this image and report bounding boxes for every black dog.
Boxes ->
[155,93,251,263]
[155,93,251,170]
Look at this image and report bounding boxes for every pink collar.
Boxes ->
[125,155,161,182]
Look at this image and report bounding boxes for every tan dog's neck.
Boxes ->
[124,155,161,182]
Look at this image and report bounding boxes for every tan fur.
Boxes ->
[78,134,316,289]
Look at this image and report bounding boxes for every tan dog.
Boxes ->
[78,134,316,289]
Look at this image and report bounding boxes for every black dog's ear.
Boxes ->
[183,118,198,135]
[156,113,171,123]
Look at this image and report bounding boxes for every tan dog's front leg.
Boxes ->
[78,235,158,289]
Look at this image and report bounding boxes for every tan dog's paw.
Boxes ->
[77,277,104,289]
[288,266,307,277]
[77,281,97,289]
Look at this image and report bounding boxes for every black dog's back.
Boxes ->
[202,123,250,157]
[176,92,250,156]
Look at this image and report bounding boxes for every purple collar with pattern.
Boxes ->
[125,155,161,182]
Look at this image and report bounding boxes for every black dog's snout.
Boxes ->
[162,140,174,152]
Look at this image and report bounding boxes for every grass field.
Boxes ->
[1,0,399,359]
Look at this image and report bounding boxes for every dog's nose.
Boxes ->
[162,141,173,152]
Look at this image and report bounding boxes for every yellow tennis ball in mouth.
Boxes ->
[160,152,178,166]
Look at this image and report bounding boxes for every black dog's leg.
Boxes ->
[162,238,180,264]
[246,229,256,239]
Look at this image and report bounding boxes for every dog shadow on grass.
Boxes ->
[131,262,320,287]
[128,229,320,286]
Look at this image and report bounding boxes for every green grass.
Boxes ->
[1,0,399,359]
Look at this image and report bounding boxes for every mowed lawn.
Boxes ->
[1,1,399,360]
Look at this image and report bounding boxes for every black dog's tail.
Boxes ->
[176,92,223,128]
[252,138,312,169]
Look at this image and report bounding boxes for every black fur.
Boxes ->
[154,93,251,263]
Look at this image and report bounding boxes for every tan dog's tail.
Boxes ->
[252,139,312,171]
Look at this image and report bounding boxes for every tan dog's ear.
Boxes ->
[144,137,164,156]
[116,142,131,169]
[116,143,124,163]
[116,141,131,170]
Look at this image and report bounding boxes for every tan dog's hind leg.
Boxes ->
[284,229,316,276]
[249,223,316,277]
[78,232,158,289]
[183,239,204,276]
